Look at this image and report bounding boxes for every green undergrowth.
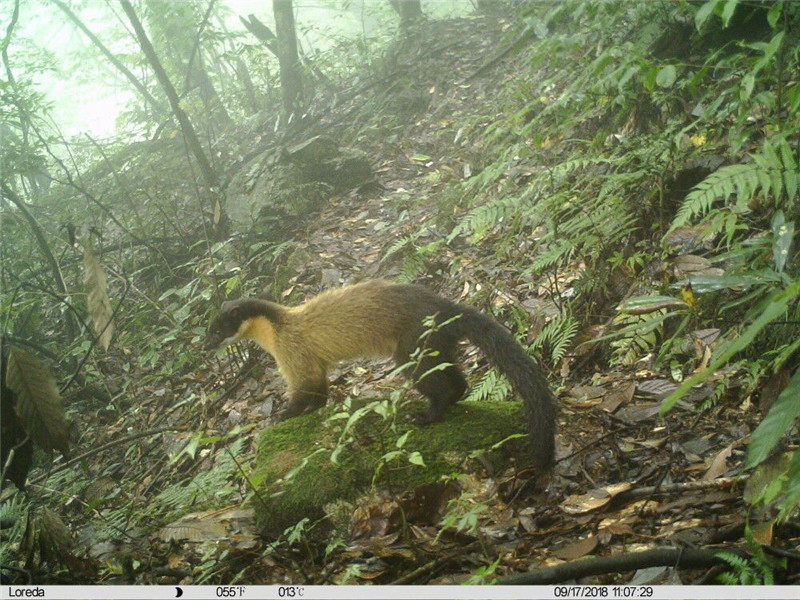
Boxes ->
[251,399,526,537]
[382,0,800,531]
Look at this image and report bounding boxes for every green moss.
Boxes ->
[251,399,528,537]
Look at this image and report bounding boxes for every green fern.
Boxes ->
[154,438,247,516]
[382,234,419,263]
[464,367,512,403]
[716,552,759,585]
[716,530,779,585]
[609,310,667,367]
[670,138,799,233]
[399,251,425,282]
[449,195,527,242]
[671,162,762,230]
[528,314,579,364]
[452,157,616,244]
[95,503,136,540]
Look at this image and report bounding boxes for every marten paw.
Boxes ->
[409,410,442,426]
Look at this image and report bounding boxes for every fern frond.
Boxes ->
[382,235,417,263]
[450,195,525,242]
[547,157,611,179]
[716,552,750,570]
[464,368,512,403]
[670,163,761,231]
[609,310,667,366]
[549,317,580,363]
[400,252,425,282]
[528,314,579,363]
[529,239,579,272]
[670,138,800,233]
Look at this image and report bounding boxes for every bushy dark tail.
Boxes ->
[449,304,556,470]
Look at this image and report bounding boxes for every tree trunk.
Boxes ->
[389,0,422,28]
[272,0,303,119]
[182,0,233,129]
[119,0,225,229]
[0,183,78,344]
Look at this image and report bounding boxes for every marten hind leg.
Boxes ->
[414,362,467,423]
[396,334,467,423]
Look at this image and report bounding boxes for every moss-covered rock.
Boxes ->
[251,399,528,537]
[226,135,373,237]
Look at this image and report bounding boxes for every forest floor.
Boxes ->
[25,12,783,586]
[184,14,767,585]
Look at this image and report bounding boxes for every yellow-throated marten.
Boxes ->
[206,280,556,469]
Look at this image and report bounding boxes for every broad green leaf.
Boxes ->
[84,237,114,351]
[746,367,800,468]
[786,83,800,113]
[771,211,794,273]
[784,169,798,203]
[661,279,800,414]
[740,72,755,102]
[683,271,783,292]
[408,452,425,466]
[767,1,783,29]
[763,32,785,64]
[643,66,658,92]
[617,295,687,314]
[396,430,410,448]
[656,65,677,88]
[695,0,722,30]
[744,452,792,505]
[721,0,739,27]
[778,450,800,521]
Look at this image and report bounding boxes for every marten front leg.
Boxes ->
[276,378,328,420]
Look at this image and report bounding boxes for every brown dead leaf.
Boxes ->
[691,328,721,346]
[750,521,773,545]
[351,501,401,540]
[615,403,661,423]
[600,382,636,413]
[561,482,633,515]
[400,481,460,524]
[693,341,712,371]
[342,533,402,559]
[636,379,679,400]
[158,507,256,543]
[758,367,792,414]
[573,324,606,356]
[673,254,709,274]
[159,521,227,543]
[673,254,724,279]
[552,535,599,560]
[597,520,635,545]
[635,437,667,449]
[619,499,660,518]
[603,521,636,536]
[703,444,733,481]
[566,385,605,406]
[656,491,735,513]
[657,518,703,537]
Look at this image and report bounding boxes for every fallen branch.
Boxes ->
[616,475,749,503]
[497,546,747,585]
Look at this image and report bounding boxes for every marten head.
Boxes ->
[205,299,283,351]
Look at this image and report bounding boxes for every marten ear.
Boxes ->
[228,306,240,320]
